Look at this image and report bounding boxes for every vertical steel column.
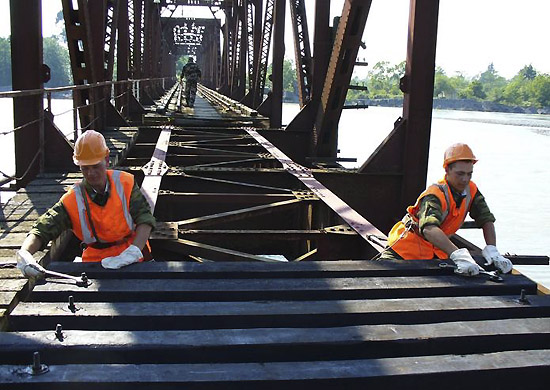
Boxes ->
[87,0,107,130]
[269,0,285,128]
[399,0,440,208]
[117,0,130,113]
[241,0,262,106]
[143,0,153,78]
[285,0,330,137]
[230,2,246,100]
[88,1,106,80]
[219,4,233,94]
[9,0,43,186]
[131,0,143,79]
[245,0,255,93]
[312,0,331,100]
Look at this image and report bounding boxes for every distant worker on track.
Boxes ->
[16,130,156,278]
[381,143,513,276]
[180,56,202,108]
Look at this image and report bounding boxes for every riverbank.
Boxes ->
[349,97,550,115]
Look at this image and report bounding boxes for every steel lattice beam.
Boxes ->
[289,0,313,107]
[252,0,274,107]
[104,0,120,81]
[313,0,372,158]
[61,0,98,128]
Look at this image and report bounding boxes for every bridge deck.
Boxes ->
[0,87,549,388]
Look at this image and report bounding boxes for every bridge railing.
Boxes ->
[0,77,175,189]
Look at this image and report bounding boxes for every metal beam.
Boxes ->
[252,0,274,107]
[176,198,303,229]
[269,0,285,128]
[399,0,440,209]
[9,0,44,186]
[289,0,313,107]
[313,0,372,157]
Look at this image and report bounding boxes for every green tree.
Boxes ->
[0,37,11,87]
[519,64,537,80]
[530,74,550,107]
[478,63,506,101]
[433,67,457,98]
[282,59,296,93]
[43,37,71,87]
[366,60,404,98]
[265,60,298,94]
[470,80,487,99]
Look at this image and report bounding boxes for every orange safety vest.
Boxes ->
[61,170,145,262]
[387,179,478,260]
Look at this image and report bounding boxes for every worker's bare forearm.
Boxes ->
[132,224,152,251]
[482,221,496,246]
[422,225,458,256]
[20,234,44,255]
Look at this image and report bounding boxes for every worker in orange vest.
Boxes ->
[16,130,155,278]
[383,143,513,276]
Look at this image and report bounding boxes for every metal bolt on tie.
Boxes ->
[31,352,49,375]
[68,295,77,313]
[55,324,64,341]
[518,289,530,304]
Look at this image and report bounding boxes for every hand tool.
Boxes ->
[44,270,92,287]
[439,262,503,282]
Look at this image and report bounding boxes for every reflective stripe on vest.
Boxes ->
[72,170,134,245]
[112,170,135,230]
[73,184,95,244]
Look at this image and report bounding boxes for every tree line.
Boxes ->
[345,61,550,109]
[1,34,549,109]
[0,36,71,89]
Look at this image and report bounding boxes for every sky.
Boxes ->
[1,0,549,80]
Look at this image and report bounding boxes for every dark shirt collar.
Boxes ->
[83,179,110,206]
[446,181,466,207]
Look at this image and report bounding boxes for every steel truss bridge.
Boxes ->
[0,1,549,388]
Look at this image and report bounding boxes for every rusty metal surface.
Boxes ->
[313,0,373,158]
[4,1,550,387]
[289,0,313,107]
[9,0,44,187]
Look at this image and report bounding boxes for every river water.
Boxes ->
[1,98,549,256]
[283,103,550,256]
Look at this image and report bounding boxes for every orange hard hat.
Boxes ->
[443,143,478,168]
[73,130,109,166]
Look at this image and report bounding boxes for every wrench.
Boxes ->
[438,262,503,282]
[44,270,92,287]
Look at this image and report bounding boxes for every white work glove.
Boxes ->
[16,249,46,279]
[449,248,480,276]
[101,245,142,269]
[482,245,513,274]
